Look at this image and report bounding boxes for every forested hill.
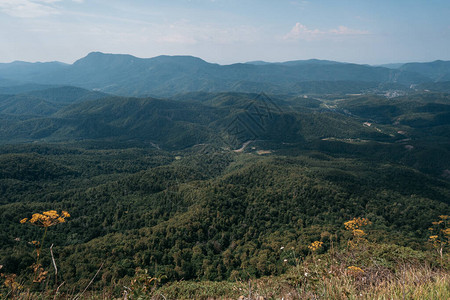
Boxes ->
[1,89,450,173]
[1,52,450,96]
[0,139,449,289]
[0,86,108,118]
[0,74,449,297]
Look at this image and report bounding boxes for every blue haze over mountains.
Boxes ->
[1,51,450,162]
[1,52,450,97]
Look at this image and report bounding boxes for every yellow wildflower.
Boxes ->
[344,217,371,231]
[308,241,323,252]
[347,266,364,274]
[21,210,70,227]
[353,229,366,237]
[344,220,356,230]
[43,210,58,217]
[30,213,40,223]
[2,274,23,291]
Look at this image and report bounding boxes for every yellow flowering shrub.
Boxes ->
[308,241,323,252]
[344,217,371,248]
[20,210,70,228]
[428,215,450,265]
[344,217,371,232]
[347,266,364,276]
[17,209,71,285]
[1,273,22,292]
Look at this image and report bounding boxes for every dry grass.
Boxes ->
[3,215,449,299]
[139,263,449,300]
[3,258,449,299]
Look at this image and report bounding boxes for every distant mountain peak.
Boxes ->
[245,59,341,66]
[245,61,272,65]
[73,52,211,68]
[3,60,68,66]
[1,52,450,96]
[74,52,139,65]
[84,51,128,57]
[151,55,210,65]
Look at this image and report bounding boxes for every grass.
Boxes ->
[3,216,449,299]
[2,246,449,299]
[147,254,450,300]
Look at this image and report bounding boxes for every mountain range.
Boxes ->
[0,85,449,179]
[1,52,450,96]
[1,52,450,296]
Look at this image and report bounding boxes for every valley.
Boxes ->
[0,54,449,299]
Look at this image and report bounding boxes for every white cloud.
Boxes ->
[0,0,61,18]
[330,26,369,35]
[72,0,84,3]
[284,22,369,41]
[283,22,323,41]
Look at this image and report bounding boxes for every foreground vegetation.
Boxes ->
[2,216,449,299]
[1,90,449,298]
[0,144,449,298]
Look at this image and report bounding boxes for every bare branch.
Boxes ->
[50,244,58,284]
[53,281,65,300]
[73,262,104,300]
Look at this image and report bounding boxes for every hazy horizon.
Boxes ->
[1,0,449,65]
[2,51,449,67]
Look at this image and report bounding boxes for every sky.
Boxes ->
[0,0,449,65]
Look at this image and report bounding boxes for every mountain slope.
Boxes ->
[400,60,450,82]
[0,91,397,149]
[0,52,437,97]
[0,86,108,117]
[0,61,68,82]
[0,146,448,288]
[0,90,449,293]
